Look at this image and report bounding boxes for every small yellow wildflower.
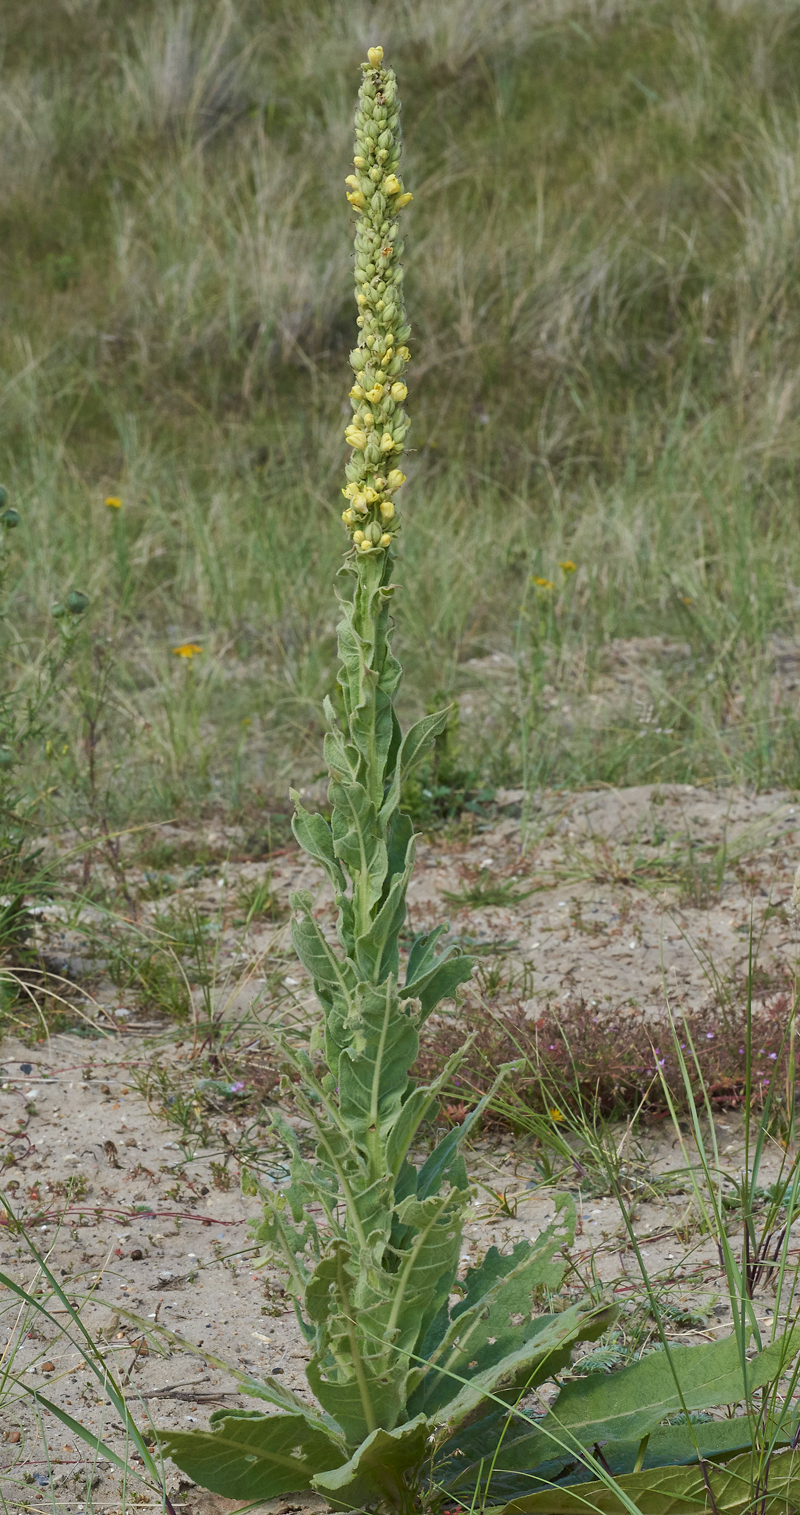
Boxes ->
[379,432,395,452]
[386,469,406,489]
[380,533,392,547]
[345,426,367,450]
[558,560,577,574]
[352,531,365,545]
[346,191,367,211]
[173,643,202,659]
[396,346,410,361]
[396,192,413,209]
[390,382,407,402]
[383,174,401,196]
[105,496,122,509]
[365,384,384,403]
[380,501,395,521]
[532,576,555,590]
[367,45,383,66]
[345,175,360,190]
[549,1107,565,1122]
[353,155,366,169]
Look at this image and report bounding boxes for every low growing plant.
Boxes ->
[159,47,614,1512]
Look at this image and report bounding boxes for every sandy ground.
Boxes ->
[2,782,800,1511]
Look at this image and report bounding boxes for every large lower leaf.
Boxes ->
[485,1324,800,1469]
[449,1412,799,1502]
[160,1409,344,1501]
[312,1413,429,1511]
[489,1446,800,1515]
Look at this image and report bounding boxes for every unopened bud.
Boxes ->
[65,590,89,616]
[353,155,366,168]
[379,432,395,452]
[352,530,365,545]
[380,533,392,547]
[367,46,384,66]
[380,500,395,521]
[383,174,401,196]
[396,192,412,209]
[345,175,360,190]
[390,382,407,402]
[366,522,382,545]
[386,469,406,489]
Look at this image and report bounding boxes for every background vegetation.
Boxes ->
[4,0,800,835]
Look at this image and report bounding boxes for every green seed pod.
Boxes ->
[65,589,89,615]
[51,603,66,619]
[1,507,20,528]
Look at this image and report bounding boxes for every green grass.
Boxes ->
[4,0,800,830]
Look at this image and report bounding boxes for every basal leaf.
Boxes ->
[312,1414,430,1510]
[502,1323,800,1463]
[307,1360,406,1451]
[160,1409,345,1501]
[489,1446,800,1515]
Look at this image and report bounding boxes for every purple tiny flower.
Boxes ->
[769,1053,777,1060]
[230,1081,246,1093]
[706,1032,714,1039]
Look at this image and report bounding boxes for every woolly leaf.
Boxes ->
[160,1410,344,1501]
[312,1415,430,1510]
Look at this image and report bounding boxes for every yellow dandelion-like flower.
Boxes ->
[549,1107,565,1122]
[558,560,577,574]
[105,496,122,509]
[173,642,203,659]
[532,576,555,590]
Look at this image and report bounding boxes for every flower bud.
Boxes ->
[342,509,355,524]
[386,469,406,489]
[346,191,367,210]
[367,45,383,66]
[383,174,401,196]
[396,346,410,360]
[345,175,360,190]
[364,487,379,503]
[352,530,365,545]
[345,426,367,450]
[380,501,395,521]
[358,540,371,552]
[65,590,89,616]
[380,533,392,547]
[350,349,367,371]
[366,521,382,545]
[390,382,407,402]
[379,432,395,451]
[353,155,366,168]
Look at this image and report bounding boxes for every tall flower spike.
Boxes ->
[344,49,412,552]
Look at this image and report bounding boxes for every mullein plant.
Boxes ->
[161,48,613,1512]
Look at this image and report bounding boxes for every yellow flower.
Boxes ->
[367,45,383,66]
[353,155,366,168]
[380,533,392,547]
[396,192,413,209]
[345,426,367,450]
[386,469,406,489]
[349,384,365,399]
[390,382,407,402]
[105,496,122,509]
[346,191,367,210]
[173,643,202,658]
[532,576,555,590]
[380,500,395,521]
[352,531,365,545]
[558,560,577,574]
[363,487,379,503]
[396,346,410,361]
[549,1107,565,1122]
[379,431,395,452]
[345,175,360,190]
[358,540,371,552]
[383,174,401,196]
[365,384,384,403]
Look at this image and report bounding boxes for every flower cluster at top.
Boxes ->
[342,46,412,556]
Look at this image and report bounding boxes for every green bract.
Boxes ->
[160,45,614,1514]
